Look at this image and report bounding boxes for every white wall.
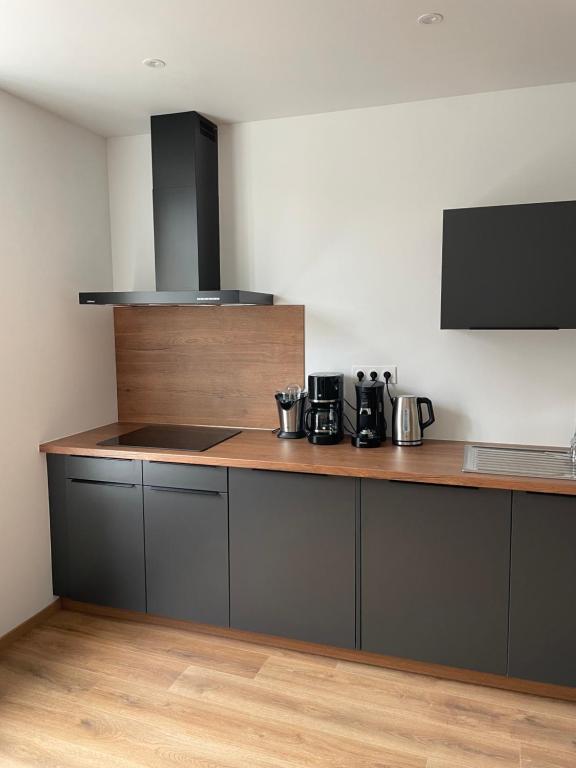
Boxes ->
[109,82,576,446]
[0,90,117,636]
[108,135,155,291]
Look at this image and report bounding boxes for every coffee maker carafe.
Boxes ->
[305,373,344,445]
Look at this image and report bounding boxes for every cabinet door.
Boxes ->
[144,486,229,626]
[362,480,511,674]
[229,469,356,648]
[509,492,576,687]
[66,479,145,611]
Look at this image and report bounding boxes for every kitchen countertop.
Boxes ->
[39,422,576,496]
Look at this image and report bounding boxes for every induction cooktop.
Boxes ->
[98,424,241,452]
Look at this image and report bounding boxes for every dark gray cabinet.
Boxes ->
[229,469,356,648]
[144,484,229,626]
[47,455,145,611]
[46,452,576,689]
[66,478,145,611]
[47,454,69,597]
[509,491,576,687]
[361,480,511,674]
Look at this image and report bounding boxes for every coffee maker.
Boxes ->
[352,377,386,448]
[305,373,344,445]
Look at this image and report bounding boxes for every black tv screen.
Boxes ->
[441,200,576,329]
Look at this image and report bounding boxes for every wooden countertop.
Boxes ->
[39,422,576,496]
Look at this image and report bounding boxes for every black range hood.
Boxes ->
[80,111,272,306]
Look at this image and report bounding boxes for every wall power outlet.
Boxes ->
[351,365,397,384]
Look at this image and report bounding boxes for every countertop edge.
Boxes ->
[39,425,576,496]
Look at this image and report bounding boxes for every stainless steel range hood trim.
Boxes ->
[79,290,273,306]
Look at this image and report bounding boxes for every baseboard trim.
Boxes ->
[0,598,61,652]
[61,598,576,702]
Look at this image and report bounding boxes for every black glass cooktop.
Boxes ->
[98,424,241,452]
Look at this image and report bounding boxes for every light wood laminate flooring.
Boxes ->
[0,610,574,767]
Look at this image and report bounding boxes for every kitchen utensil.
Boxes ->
[275,385,307,439]
[392,395,435,446]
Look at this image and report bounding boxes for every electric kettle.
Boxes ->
[392,396,435,446]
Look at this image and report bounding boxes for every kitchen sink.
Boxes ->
[463,444,575,480]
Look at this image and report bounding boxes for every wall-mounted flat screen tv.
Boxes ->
[441,200,576,329]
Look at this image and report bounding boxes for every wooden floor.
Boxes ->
[0,611,575,767]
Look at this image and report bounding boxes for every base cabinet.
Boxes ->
[46,453,576,692]
[361,480,511,674]
[509,492,576,687]
[144,485,229,626]
[229,469,356,648]
[66,478,145,611]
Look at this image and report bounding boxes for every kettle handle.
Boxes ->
[417,398,435,431]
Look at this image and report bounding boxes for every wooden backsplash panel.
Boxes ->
[114,305,305,429]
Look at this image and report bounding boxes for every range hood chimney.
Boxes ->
[80,111,272,306]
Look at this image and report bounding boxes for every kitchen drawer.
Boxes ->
[143,461,227,492]
[65,456,142,485]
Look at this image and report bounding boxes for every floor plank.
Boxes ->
[171,664,520,767]
[0,610,573,767]
[44,610,270,679]
[520,744,576,767]
[336,659,576,719]
[426,761,475,768]
[258,655,527,736]
[0,722,143,768]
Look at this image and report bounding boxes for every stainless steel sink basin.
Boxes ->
[463,444,575,480]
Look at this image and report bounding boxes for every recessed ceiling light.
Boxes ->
[142,58,166,68]
[417,12,444,25]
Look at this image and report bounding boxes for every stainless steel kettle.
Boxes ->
[392,396,435,446]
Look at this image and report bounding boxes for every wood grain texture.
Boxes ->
[1,609,576,767]
[0,599,61,653]
[61,599,576,702]
[114,305,305,429]
[41,423,576,495]
[520,744,576,767]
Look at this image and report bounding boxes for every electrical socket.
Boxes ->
[351,365,397,384]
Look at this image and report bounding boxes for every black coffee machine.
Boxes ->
[305,373,344,445]
[352,374,386,448]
